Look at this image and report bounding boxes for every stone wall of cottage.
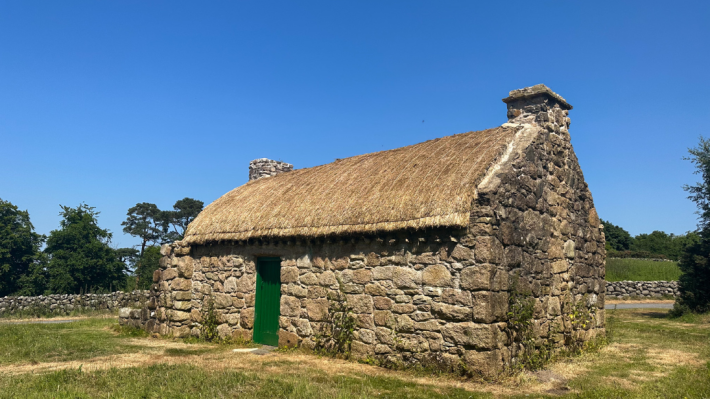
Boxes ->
[124,91,605,375]
[127,110,604,373]
[480,96,607,365]
[137,234,514,374]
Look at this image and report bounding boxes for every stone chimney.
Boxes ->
[249,158,293,181]
[502,84,572,132]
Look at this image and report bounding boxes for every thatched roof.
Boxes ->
[183,126,520,244]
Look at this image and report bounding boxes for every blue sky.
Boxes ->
[1,1,709,248]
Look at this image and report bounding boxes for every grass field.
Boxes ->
[605,258,682,281]
[0,310,708,398]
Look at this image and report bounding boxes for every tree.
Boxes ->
[121,199,202,289]
[134,246,161,290]
[161,198,204,242]
[115,247,139,286]
[674,136,710,314]
[632,231,700,261]
[600,219,633,251]
[44,204,126,294]
[121,203,166,257]
[0,199,45,297]
[115,247,139,267]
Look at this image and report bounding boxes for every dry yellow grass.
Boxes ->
[184,126,519,244]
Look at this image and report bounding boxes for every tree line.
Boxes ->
[0,198,202,297]
[601,220,700,261]
[604,136,710,315]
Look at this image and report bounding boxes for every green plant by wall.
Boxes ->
[199,296,219,342]
[561,294,599,353]
[568,296,595,330]
[506,280,535,343]
[314,277,356,358]
[505,277,553,372]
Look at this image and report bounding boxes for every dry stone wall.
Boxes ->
[606,281,678,299]
[138,234,516,375]
[0,291,149,317]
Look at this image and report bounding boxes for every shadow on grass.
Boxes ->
[638,311,671,319]
[163,347,216,357]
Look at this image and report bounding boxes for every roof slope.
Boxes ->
[184,126,519,244]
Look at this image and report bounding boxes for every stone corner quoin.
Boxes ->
[120,85,606,377]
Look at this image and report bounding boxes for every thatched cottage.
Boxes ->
[121,84,605,375]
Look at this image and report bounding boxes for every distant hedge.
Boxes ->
[607,250,668,260]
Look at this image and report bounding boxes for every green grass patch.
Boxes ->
[0,318,144,365]
[0,308,117,320]
[0,363,493,399]
[110,323,150,338]
[547,309,710,398]
[606,258,682,281]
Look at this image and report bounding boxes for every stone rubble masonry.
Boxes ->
[503,83,572,133]
[123,86,606,377]
[605,281,679,299]
[248,158,293,181]
[0,291,149,316]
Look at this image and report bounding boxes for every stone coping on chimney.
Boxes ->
[502,84,572,110]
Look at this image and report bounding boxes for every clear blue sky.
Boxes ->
[2,1,709,249]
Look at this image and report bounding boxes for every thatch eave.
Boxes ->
[183,125,524,245]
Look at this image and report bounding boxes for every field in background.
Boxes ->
[606,258,682,282]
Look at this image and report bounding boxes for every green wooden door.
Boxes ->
[253,257,281,346]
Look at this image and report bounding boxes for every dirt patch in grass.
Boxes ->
[0,336,214,375]
[0,353,155,375]
[603,343,643,358]
[547,343,641,384]
[604,376,638,390]
[120,338,213,349]
[646,348,702,367]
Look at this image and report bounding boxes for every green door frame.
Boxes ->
[252,257,281,346]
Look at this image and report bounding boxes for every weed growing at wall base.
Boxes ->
[505,280,553,372]
[313,277,356,358]
[199,295,219,342]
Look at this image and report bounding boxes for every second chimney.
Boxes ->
[249,158,293,181]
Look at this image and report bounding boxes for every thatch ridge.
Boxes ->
[184,126,520,244]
